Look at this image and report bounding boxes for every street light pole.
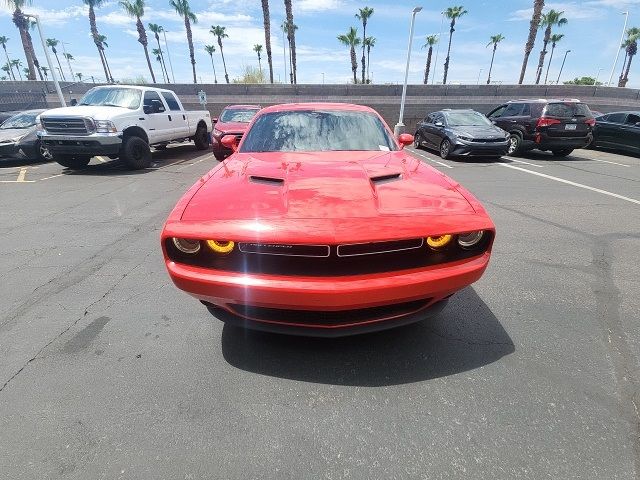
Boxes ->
[594,68,604,85]
[477,68,483,85]
[24,13,66,107]
[431,11,445,84]
[394,6,422,136]
[163,30,176,83]
[607,11,628,86]
[556,49,571,85]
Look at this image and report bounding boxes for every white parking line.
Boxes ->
[498,163,640,205]
[408,149,453,169]
[502,157,545,168]
[39,173,66,181]
[588,158,631,167]
[175,154,215,171]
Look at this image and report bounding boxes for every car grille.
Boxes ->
[471,138,505,143]
[226,298,432,326]
[42,116,93,135]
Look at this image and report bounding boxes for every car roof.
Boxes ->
[507,98,584,103]
[603,111,640,115]
[223,105,261,109]
[86,84,176,94]
[259,103,377,114]
[438,109,478,112]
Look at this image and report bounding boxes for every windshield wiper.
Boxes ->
[101,103,124,107]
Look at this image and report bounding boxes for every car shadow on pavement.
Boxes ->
[221,287,514,386]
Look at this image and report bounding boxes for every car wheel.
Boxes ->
[54,155,91,169]
[552,149,574,157]
[194,125,210,150]
[507,133,522,155]
[439,139,452,159]
[36,140,53,162]
[121,135,152,170]
[414,133,424,150]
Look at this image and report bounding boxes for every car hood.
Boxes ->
[0,128,32,142]
[40,105,133,120]
[450,125,506,138]
[213,121,251,133]
[181,151,476,221]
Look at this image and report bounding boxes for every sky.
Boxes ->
[1,0,639,88]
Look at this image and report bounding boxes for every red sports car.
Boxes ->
[162,103,495,336]
[211,104,261,160]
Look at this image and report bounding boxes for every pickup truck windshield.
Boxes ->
[79,88,142,110]
[240,110,397,152]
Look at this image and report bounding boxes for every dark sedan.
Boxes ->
[414,109,510,159]
[0,109,51,162]
[591,111,640,155]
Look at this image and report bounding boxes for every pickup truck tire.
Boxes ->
[54,155,91,169]
[121,135,152,170]
[194,125,210,150]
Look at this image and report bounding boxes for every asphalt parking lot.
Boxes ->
[1,144,639,479]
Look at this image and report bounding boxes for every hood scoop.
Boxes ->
[249,175,284,186]
[370,173,402,185]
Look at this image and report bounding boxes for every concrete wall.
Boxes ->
[3,81,640,133]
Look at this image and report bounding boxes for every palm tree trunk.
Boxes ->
[361,22,366,84]
[284,0,296,83]
[184,17,197,83]
[2,46,15,80]
[535,27,551,84]
[155,34,170,83]
[519,0,545,84]
[137,18,156,83]
[13,9,37,80]
[258,54,262,75]
[443,21,455,85]
[16,64,22,81]
[89,5,110,83]
[350,45,357,84]
[487,45,496,84]
[367,45,371,83]
[620,52,634,87]
[287,33,293,84]
[209,54,217,83]
[424,46,433,84]
[53,51,66,81]
[544,44,556,84]
[26,29,43,80]
[103,48,114,83]
[218,39,229,84]
[618,51,628,86]
[261,0,274,83]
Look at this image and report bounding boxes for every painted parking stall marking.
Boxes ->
[407,148,454,169]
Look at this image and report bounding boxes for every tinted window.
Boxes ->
[161,92,181,111]
[626,114,640,124]
[488,105,506,118]
[444,111,492,126]
[79,87,141,109]
[605,113,626,123]
[544,103,592,118]
[143,91,164,109]
[521,103,531,116]
[219,108,259,123]
[240,110,397,153]
[0,112,39,129]
[503,103,525,117]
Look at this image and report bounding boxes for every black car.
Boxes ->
[591,111,640,155]
[414,109,510,159]
[0,109,51,162]
[487,99,595,157]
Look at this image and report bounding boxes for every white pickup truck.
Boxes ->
[38,85,212,170]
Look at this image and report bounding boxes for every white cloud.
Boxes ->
[296,0,343,13]
[99,11,135,27]
[510,2,602,21]
[0,4,87,26]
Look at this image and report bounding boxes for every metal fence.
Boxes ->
[0,90,48,112]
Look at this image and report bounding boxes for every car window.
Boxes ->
[521,103,531,116]
[219,108,260,123]
[143,91,165,110]
[503,103,524,117]
[424,114,433,124]
[434,114,445,125]
[625,114,640,125]
[0,112,39,129]
[605,113,626,123]
[240,110,398,152]
[161,92,181,111]
[444,111,493,127]
[544,103,592,118]
[488,105,506,118]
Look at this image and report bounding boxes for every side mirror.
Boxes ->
[151,100,165,113]
[70,98,78,106]
[434,121,444,127]
[212,117,218,123]
[397,133,414,149]
[635,122,640,127]
[221,134,238,152]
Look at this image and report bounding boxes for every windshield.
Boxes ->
[78,88,141,110]
[545,103,592,118]
[445,112,493,127]
[219,108,260,123]
[240,110,397,152]
[0,112,39,129]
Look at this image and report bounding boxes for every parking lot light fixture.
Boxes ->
[556,49,571,85]
[608,11,628,87]
[23,13,66,107]
[394,6,422,136]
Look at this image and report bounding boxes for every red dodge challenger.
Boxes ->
[161,103,495,336]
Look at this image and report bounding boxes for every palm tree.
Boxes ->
[170,0,198,83]
[210,25,229,84]
[22,67,29,79]
[11,58,22,80]
[96,34,113,82]
[6,0,38,80]
[120,0,156,83]
[63,53,75,80]
[204,44,217,84]
[83,0,113,83]
[2,63,12,80]
[26,19,43,80]
[41,65,48,79]
[76,72,83,82]
[518,0,545,84]
[364,36,375,83]
[543,33,563,84]
[148,23,169,82]
[152,47,166,82]
[260,0,274,83]
[534,9,567,84]
[442,6,468,85]
[422,34,438,84]
[619,27,640,87]
[253,44,263,76]
[486,34,505,85]
[355,7,373,84]
[45,38,66,81]
[281,21,298,84]
[283,0,297,83]
[337,27,361,84]
[0,36,16,80]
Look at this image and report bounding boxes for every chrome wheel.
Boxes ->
[507,134,520,155]
[440,139,451,159]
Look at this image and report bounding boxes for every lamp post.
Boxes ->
[431,11,445,84]
[394,6,422,136]
[163,30,176,83]
[607,11,628,86]
[594,67,604,85]
[23,13,65,106]
[556,49,571,85]
[477,68,483,85]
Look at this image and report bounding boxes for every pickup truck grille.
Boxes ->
[42,117,93,135]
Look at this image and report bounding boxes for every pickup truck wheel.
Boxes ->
[121,136,151,170]
[54,155,91,169]
[194,125,210,150]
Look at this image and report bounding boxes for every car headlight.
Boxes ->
[94,120,117,133]
[457,135,473,142]
[213,128,224,137]
[172,238,201,254]
[457,231,484,249]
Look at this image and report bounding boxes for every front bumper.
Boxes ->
[40,133,122,156]
[451,140,510,157]
[165,253,490,335]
